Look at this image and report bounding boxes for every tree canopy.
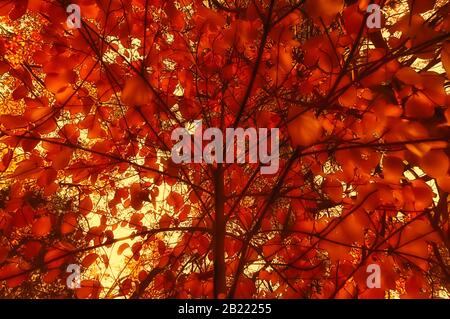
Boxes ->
[0,0,449,299]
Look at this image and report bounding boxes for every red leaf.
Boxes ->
[405,92,435,118]
[167,191,183,211]
[117,243,130,255]
[121,77,152,105]
[76,280,102,299]
[81,253,98,267]
[287,109,322,147]
[61,213,77,235]
[442,42,450,79]
[420,150,449,178]
[79,197,93,215]
[32,216,52,237]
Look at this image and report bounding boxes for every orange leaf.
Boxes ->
[32,216,52,237]
[117,243,130,255]
[395,67,422,86]
[408,0,436,14]
[420,150,449,178]
[411,180,434,211]
[338,86,357,107]
[159,213,172,228]
[287,109,322,147]
[43,269,61,283]
[79,196,93,215]
[14,159,43,180]
[437,175,450,192]
[130,183,149,210]
[0,247,9,264]
[121,77,152,105]
[81,253,98,267]
[322,178,343,202]
[167,191,183,211]
[0,115,25,130]
[405,92,435,118]
[61,213,77,235]
[76,280,102,299]
[51,147,73,170]
[0,263,28,288]
[442,42,450,79]
[382,156,404,182]
[0,149,13,172]
[305,0,344,25]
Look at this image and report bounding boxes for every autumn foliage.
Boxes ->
[0,0,449,299]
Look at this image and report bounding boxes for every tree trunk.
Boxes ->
[213,164,227,298]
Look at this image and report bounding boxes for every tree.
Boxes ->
[0,0,449,299]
